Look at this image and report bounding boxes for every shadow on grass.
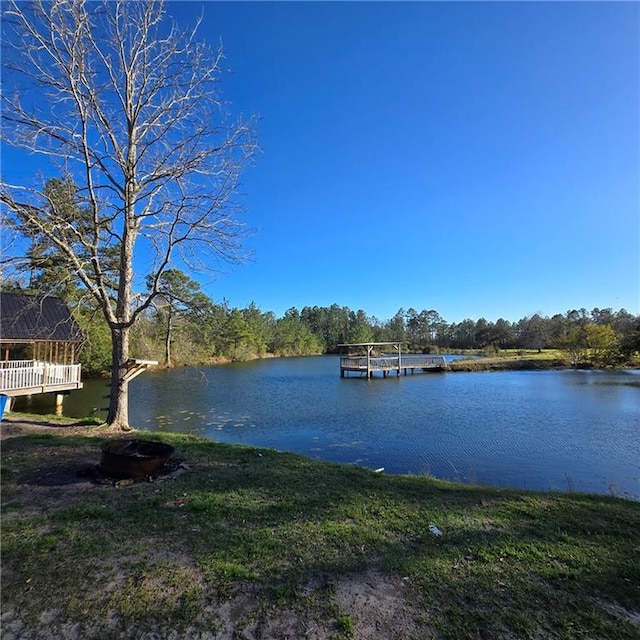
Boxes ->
[3,431,640,639]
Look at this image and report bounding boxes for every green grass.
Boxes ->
[7,410,104,423]
[493,348,565,359]
[448,349,571,371]
[2,429,639,639]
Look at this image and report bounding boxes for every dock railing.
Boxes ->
[0,359,83,395]
[340,354,446,377]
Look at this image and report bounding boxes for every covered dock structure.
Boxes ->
[338,342,446,378]
[0,293,84,411]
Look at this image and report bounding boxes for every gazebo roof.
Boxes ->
[0,292,84,343]
[337,342,401,347]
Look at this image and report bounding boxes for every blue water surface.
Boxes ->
[18,356,640,499]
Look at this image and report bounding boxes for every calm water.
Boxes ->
[17,356,640,499]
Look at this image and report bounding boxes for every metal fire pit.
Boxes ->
[99,439,175,479]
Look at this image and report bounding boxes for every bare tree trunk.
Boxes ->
[165,310,172,368]
[108,326,130,430]
[109,197,135,429]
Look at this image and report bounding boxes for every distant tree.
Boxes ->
[325,304,350,349]
[590,307,615,326]
[146,269,212,367]
[492,318,515,348]
[474,318,491,348]
[1,0,256,429]
[548,314,569,348]
[611,309,637,339]
[620,318,640,359]
[566,308,589,327]
[423,310,448,347]
[347,309,374,344]
[405,308,421,346]
[449,319,475,349]
[202,300,234,357]
[559,326,589,367]
[368,316,387,343]
[225,308,252,358]
[271,308,322,356]
[385,309,407,343]
[242,303,276,357]
[517,314,548,352]
[300,306,328,350]
[585,324,619,366]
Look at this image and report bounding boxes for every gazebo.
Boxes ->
[337,342,446,378]
[0,292,84,408]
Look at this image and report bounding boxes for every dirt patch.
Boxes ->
[207,570,432,640]
[2,569,431,640]
[333,570,433,639]
[596,600,640,629]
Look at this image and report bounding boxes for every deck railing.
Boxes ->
[0,360,82,394]
[341,354,446,370]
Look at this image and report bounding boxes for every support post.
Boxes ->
[55,393,64,416]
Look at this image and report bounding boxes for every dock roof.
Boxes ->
[337,342,401,347]
[0,292,84,343]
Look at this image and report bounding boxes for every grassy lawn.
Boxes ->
[448,349,571,371]
[1,424,639,639]
[487,349,566,359]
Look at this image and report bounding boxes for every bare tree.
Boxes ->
[1,0,256,429]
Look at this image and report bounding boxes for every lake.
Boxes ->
[15,356,640,499]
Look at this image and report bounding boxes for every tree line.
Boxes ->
[123,298,640,371]
[7,264,638,373]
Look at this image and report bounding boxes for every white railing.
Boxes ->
[0,360,82,393]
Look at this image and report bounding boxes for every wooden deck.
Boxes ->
[340,353,447,378]
[0,360,83,396]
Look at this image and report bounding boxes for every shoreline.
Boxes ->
[447,357,570,371]
[79,352,640,381]
[3,411,638,502]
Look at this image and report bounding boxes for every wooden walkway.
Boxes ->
[338,343,446,378]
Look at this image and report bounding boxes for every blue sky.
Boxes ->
[5,1,640,323]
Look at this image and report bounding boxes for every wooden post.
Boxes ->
[55,393,64,416]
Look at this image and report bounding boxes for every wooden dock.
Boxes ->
[338,342,446,378]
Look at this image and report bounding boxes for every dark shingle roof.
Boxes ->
[0,292,84,343]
